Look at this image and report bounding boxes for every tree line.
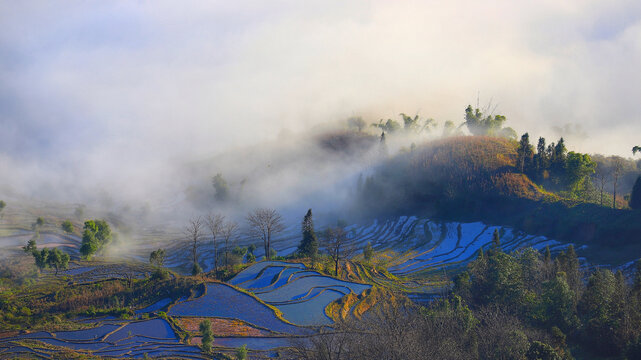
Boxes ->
[168,207,356,279]
[293,239,641,359]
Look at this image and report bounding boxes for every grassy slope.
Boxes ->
[357,136,641,265]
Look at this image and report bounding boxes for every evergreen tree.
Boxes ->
[517,133,534,173]
[540,273,579,332]
[491,229,501,250]
[199,319,214,353]
[526,341,561,360]
[363,242,374,263]
[551,138,568,176]
[580,269,619,355]
[298,209,318,258]
[554,138,567,161]
[542,246,554,281]
[536,137,547,173]
[544,246,552,264]
[633,260,641,295]
[630,176,641,210]
[556,245,581,297]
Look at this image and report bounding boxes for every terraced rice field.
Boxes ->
[168,283,304,334]
[230,261,372,326]
[154,216,564,278]
[0,319,205,359]
[337,217,567,276]
[0,231,81,257]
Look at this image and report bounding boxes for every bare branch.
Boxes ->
[185,216,203,271]
[246,208,285,260]
[206,213,225,272]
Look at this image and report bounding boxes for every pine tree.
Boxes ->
[544,246,552,264]
[363,242,374,263]
[298,209,318,258]
[517,133,534,173]
[557,245,581,298]
[492,229,501,250]
[535,137,547,178]
[630,176,641,210]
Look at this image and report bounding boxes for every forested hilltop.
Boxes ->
[350,106,641,265]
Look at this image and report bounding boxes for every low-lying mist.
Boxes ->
[2,1,640,234]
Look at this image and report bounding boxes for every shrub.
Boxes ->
[61,220,74,234]
[236,344,248,360]
[199,319,214,353]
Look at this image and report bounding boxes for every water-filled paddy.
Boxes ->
[276,289,345,325]
[168,283,303,334]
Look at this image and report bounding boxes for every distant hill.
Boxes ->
[354,136,641,265]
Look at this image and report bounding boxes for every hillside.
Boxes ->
[355,136,641,265]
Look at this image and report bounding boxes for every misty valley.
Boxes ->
[2,2,641,359]
[2,112,641,359]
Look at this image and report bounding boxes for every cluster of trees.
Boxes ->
[0,200,6,219]
[295,209,357,277]
[516,134,600,198]
[23,234,69,275]
[464,105,517,139]
[80,220,112,259]
[296,242,641,359]
[515,134,641,208]
[347,113,449,137]
[182,206,358,279]
[348,103,525,140]
[453,241,641,358]
[184,208,281,275]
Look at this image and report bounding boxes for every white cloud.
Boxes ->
[1,0,639,204]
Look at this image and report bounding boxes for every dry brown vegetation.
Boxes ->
[176,317,270,337]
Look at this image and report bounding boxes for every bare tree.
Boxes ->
[594,162,610,206]
[612,157,624,209]
[222,219,239,267]
[185,217,203,274]
[323,227,355,277]
[206,213,225,272]
[246,208,285,261]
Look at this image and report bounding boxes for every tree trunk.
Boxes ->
[264,236,268,261]
[225,238,229,267]
[213,238,218,273]
[335,259,339,277]
[266,230,271,260]
[599,184,603,206]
